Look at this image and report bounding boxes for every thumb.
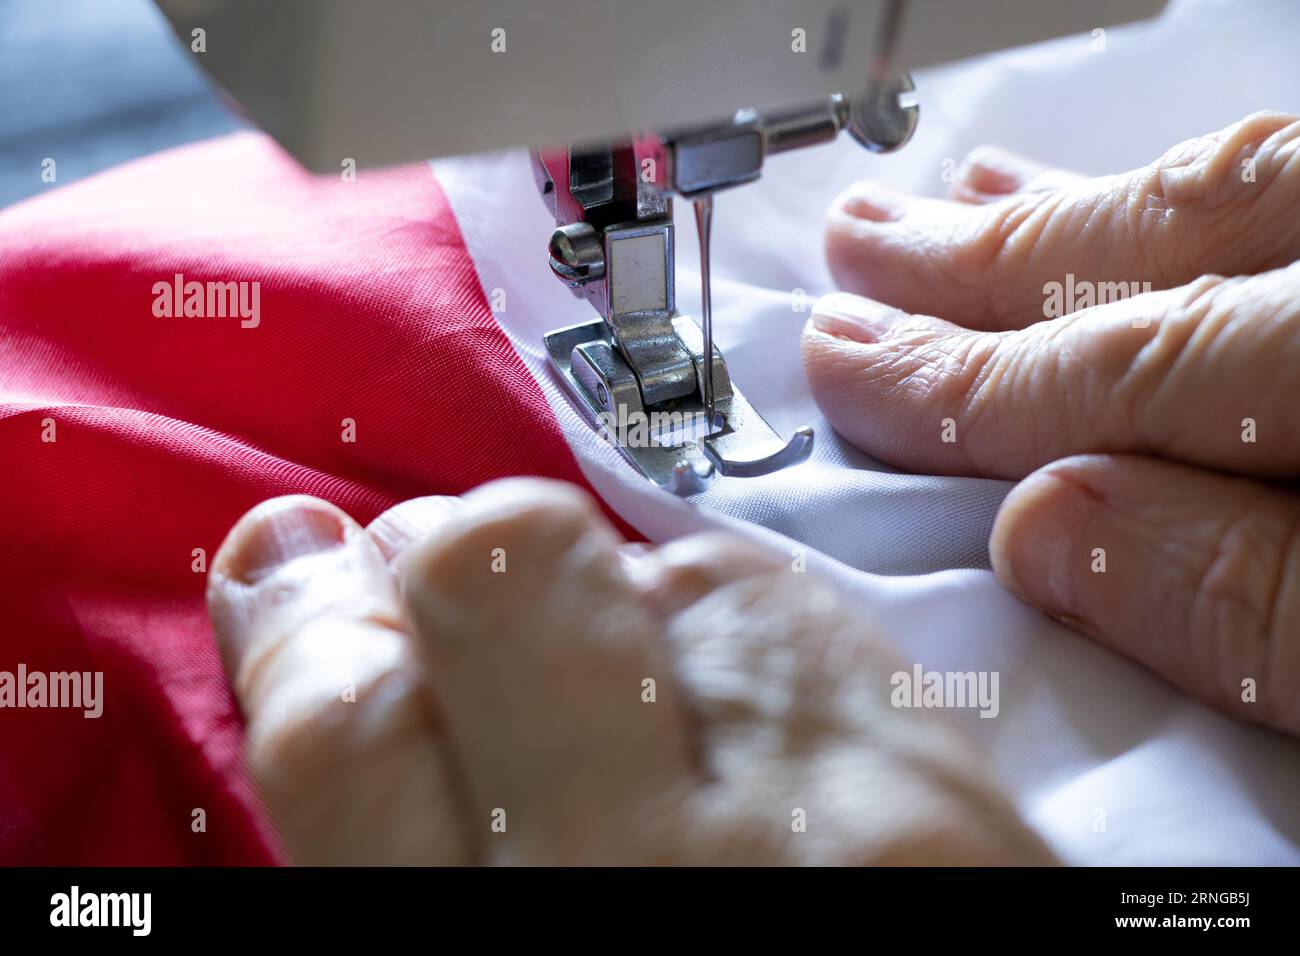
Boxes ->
[208,495,469,864]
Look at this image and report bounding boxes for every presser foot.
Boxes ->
[544,316,814,496]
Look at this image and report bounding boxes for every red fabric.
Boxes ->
[0,132,601,864]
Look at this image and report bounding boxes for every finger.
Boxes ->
[950,145,1086,204]
[661,569,1056,864]
[827,112,1300,330]
[401,478,696,864]
[990,454,1300,735]
[208,495,468,865]
[802,266,1300,479]
[366,495,463,568]
[631,532,786,615]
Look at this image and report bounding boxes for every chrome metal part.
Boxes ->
[545,318,810,494]
[532,78,928,492]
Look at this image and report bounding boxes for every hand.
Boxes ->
[207,479,1052,864]
[803,112,1300,735]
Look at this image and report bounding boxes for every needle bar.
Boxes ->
[692,195,715,431]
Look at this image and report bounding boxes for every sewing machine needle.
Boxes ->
[693,195,715,432]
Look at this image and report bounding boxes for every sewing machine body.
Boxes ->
[155,0,1167,493]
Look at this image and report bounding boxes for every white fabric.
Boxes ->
[434,0,1300,864]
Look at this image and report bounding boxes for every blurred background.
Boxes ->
[0,0,237,207]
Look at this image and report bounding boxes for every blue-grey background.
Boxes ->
[0,0,238,208]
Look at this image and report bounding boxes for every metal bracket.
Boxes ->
[546,316,813,495]
[532,79,919,495]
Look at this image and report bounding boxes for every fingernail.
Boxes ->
[957,146,1034,195]
[990,468,1094,613]
[810,292,906,344]
[838,181,910,222]
[225,499,349,584]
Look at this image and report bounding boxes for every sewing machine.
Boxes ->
[155,0,1166,494]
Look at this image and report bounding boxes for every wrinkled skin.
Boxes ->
[805,112,1300,735]
[209,113,1300,865]
[208,482,1052,864]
